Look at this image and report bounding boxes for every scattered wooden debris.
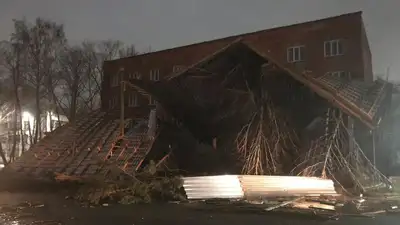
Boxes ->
[362,210,386,216]
[292,201,335,211]
[265,197,304,211]
[54,172,82,182]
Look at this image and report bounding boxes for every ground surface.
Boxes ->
[0,191,399,225]
[0,170,399,225]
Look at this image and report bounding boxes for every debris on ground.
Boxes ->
[179,174,400,220]
[265,197,305,211]
[291,201,335,211]
[73,175,186,205]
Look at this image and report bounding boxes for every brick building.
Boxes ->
[102,11,372,117]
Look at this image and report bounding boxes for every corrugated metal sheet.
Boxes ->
[182,175,244,200]
[182,175,337,200]
[239,175,337,197]
[315,74,391,120]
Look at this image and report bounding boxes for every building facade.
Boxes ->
[102,11,372,118]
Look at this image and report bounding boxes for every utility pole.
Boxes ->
[372,129,377,184]
[385,66,391,81]
[119,68,125,137]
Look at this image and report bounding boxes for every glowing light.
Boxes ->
[21,111,35,135]
[22,111,34,121]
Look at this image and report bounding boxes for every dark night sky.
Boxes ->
[1,0,399,80]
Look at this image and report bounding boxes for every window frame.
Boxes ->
[149,95,157,105]
[326,71,351,79]
[173,65,185,73]
[149,69,160,81]
[111,75,119,87]
[109,96,118,108]
[324,39,344,57]
[128,93,139,107]
[129,72,142,80]
[287,45,305,63]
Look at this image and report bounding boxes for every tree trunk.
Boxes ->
[12,48,23,156]
[0,143,8,166]
[19,118,25,153]
[34,83,41,144]
[69,91,77,122]
[28,122,33,145]
[47,74,61,131]
[69,74,80,122]
[16,91,24,153]
[10,104,18,162]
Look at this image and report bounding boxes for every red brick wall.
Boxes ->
[102,12,371,116]
[360,19,374,82]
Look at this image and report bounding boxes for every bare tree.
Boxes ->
[0,17,146,162]
[80,40,123,111]
[0,43,22,160]
[0,20,30,160]
[56,40,134,119]
[118,44,139,58]
[57,45,89,121]
[16,18,66,143]
[89,40,122,79]
[0,84,13,165]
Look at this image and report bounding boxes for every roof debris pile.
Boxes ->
[312,74,392,125]
[5,110,156,180]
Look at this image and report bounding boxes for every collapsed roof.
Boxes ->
[129,39,392,130]
[7,111,154,178]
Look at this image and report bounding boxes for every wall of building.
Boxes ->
[360,20,374,82]
[102,12,371,118]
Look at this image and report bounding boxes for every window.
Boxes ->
[149,69,160,81]
[129,72,142,80]
[287,46,305,63]
[326,71,351,80]
[324,39,344,57]
[149,96,157,105]
[128,93,138,107]
[109,97,117,108]
[111,75,119,87]
[173,65,185,73]
[23,121,29,130]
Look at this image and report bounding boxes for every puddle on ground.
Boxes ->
[0,203,60,225]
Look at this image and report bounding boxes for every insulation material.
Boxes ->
[239,175,337,197]
[182,175,337,200]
